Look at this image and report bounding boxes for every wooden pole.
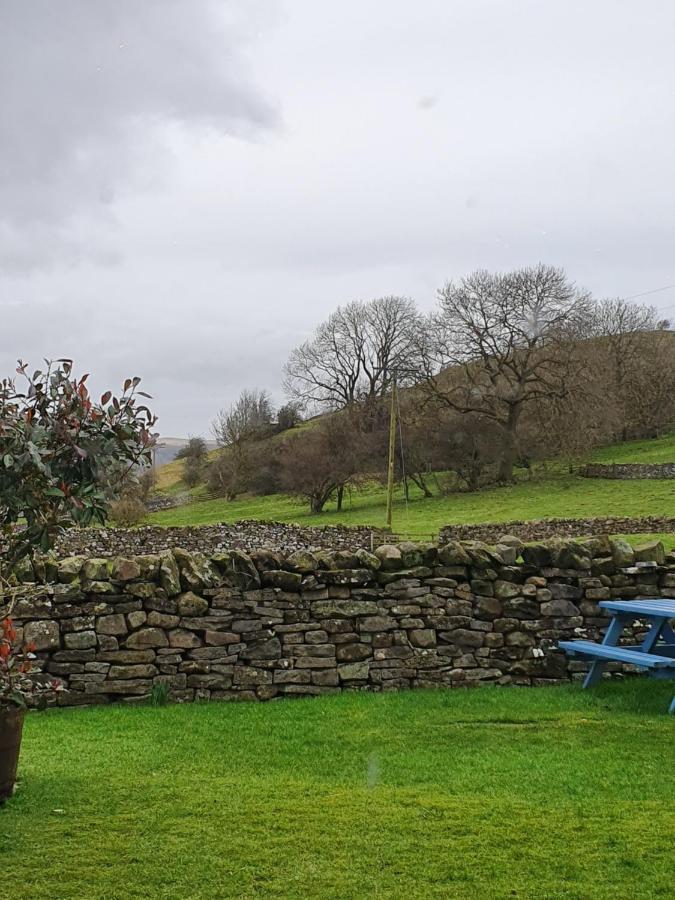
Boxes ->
[386,378,397,529]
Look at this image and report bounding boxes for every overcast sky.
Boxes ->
[1,0,674,436]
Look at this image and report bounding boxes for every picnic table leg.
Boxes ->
[640,618,665,653]
[583,615,624,688]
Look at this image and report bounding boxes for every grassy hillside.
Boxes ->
[148,433,675,546]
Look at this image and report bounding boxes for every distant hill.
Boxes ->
[152,437,217,469]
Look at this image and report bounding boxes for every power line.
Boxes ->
[623,284,675,301]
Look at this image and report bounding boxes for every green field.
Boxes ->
[3,682,673,899]
[147,433,675,545]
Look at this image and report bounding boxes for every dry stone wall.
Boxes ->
[440,517,675,545]
[9,536,674,706]
[578,463,675,479]
[55,520,388,558]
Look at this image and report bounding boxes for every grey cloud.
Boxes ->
[0,0,278,270]
[1,0,674,436]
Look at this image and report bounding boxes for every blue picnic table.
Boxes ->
[559,599,675,714]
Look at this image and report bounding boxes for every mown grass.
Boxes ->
[2,682,673,899]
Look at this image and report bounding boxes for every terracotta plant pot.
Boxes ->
[0,704,26,802]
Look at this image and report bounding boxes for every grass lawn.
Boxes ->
[3,682,674,899]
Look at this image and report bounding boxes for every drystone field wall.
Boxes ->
[8,536,674,706]
[55,521,388,558]
[578,463,675,480]
[440,517,675,545]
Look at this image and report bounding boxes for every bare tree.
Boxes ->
[283,296,422,410]
[210,389,274,500]
[212,389,273,447]
[421,264,592,482]
[175,436,207,462]
[589,297,670,440]
[278,414,362,513]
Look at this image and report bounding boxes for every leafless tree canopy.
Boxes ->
[212,389,273,448]
[421,264,593,481]
[283,295,423,410]
[200,265,673,506]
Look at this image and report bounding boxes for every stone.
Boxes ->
[374,544,403,570]
[261,570,303,592]
[205,630,238,646]
[475,596,502,619]
[541,599,581,617]
[274,669,311,684]
[359,616,397,632]
[146,611,180,628]
[64,630,97,650]
[610,539,635,568]
[127,610,148,629]
[305,630,329,644]
[111,557,141,582]
[285,549,319,573]
[521,543,553,567]
[249,548,283,572]
[496,544,518,565]
[241,638,282,660]
[24,620,60,651]
[171,549,210,584]
[505,632,536,648]
[82,558,109,581]
[123,582,156,599]
[554,541,591,570]
[293,644,335,658]
[159,551,182,596]
[311,599,378,618]
[216,550,261,590]
[97,651,156,664]
[57,556,85,582]
[312,669,339,686]
[97,614,127,636]
[450,629,484,648]
[331,550,361,570]
[633,541,665,565]
[336,643,372,662]
[108,664,158,679]
[498,534,524,550]
[494,580,520,600]
[409,629,436,648]
[548,583,582,601]
[136,555,161,580]
[355,548,381,570]
[87,580,116,595]
[177,592,209,617]
[125,627,169,649]
[168,629,203,649]
[438,542,472,566]
[338,661,370,680]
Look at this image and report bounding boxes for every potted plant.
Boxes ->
[0,359,156,803]
[0,615,62,802]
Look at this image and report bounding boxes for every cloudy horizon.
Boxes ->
[1,0,674,437]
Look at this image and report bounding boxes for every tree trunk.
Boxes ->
[409,473,432,498]
[497,407,521,483]
[336,484,344,511]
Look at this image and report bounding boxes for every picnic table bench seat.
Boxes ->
[558,640,675,669]
[558,598,675,713]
